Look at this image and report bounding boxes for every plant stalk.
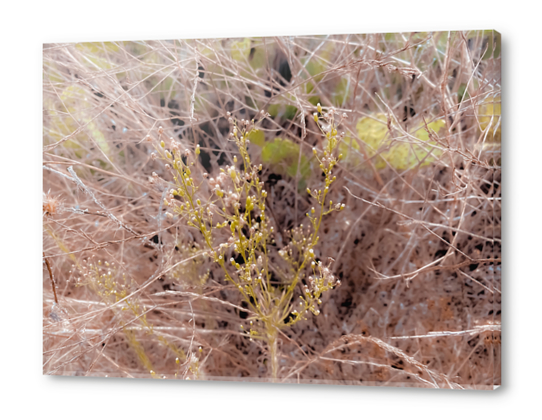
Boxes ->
[268,327,279,381]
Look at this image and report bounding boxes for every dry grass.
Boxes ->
[43,31,501,388]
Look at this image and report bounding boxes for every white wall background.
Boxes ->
[0,1,536,418]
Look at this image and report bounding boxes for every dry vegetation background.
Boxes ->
[43,31,501,388]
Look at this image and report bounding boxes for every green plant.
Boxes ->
[350,114,446,170]
[148,105,346,379]
[43,32,501,388]
[78,257,189,378]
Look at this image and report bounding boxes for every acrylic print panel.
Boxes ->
[43,31,501,388]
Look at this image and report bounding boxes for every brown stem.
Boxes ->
[43,252,58,304]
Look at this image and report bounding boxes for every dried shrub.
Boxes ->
[43,31,501,388]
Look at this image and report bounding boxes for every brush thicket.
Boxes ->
[43,31,501,388]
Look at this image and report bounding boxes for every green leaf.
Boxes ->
[268,104,280,118]
[76,42,119,54]
[355,114,446,170]
[75,42,118,70]
[482,30,501,60]
[384,119,446,170]
[261,138,310,181]
[265,103,298,120]
[413,119,446,142]
[356,114,388,151]
[478,95,501,142]
[248,129,265,147]
[308,96,321,106]
[284,105,298,120]
[87,120,110,156]
[250,46,266,69]
[231,38,251,62]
